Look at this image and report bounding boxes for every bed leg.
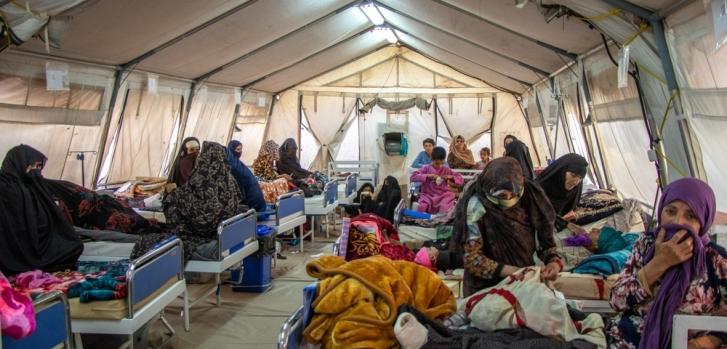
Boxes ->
[183,287,190,332]
[299,222,306,253]
[325,213,330,239]
[215,273,222,306]
[74,333,84,349]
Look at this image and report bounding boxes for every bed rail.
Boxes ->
[278,307,304,349]
[345,174,357,198]
[1,291,72,349]
[127,237,184,316]
[328,161,379,187]
[276,190,306,227]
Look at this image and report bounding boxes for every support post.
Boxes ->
[92,69,123,186]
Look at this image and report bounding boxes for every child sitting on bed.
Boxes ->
[410,147,464,214]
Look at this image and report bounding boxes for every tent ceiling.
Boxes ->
[9,0,681,94]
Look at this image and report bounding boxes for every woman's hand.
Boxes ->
[427,174,438,180]
[541,261,562,281]
[563,211,577,221]
[653,228,694,268]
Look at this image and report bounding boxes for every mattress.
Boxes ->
[82,241,135,259]
[69,277,177,320]
[553,272,618,301]
[398,224,438,241]
[133,209,166,223]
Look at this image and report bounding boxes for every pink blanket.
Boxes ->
[0,271,36,340]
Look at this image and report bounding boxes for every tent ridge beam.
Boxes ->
[374,1,550,77]
[427,0,578,59]
[324,55,400,87]
[391,24,533,88]
[242,25,375,90]
[274,43,392,94]
[194,0,359,83]
[121,0,260,69]
[398,56,475,88]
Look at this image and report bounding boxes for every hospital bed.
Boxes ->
[304,180,338,241]
[183,209,259,326]
[1,291,73,349]
[73,237,187,349]
[336,173,358,205]
[452,168,482,182]
[259,190,307,257]
[327,161,379,188]
[277,284,317,349]
[394,199,445,242]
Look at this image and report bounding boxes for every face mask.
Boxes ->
[233,151,242,158]
[26,169,42,180]
[486,187,523,209]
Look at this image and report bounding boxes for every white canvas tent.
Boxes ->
[1,0,725,210]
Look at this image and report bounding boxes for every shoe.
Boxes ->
[276,253,288,260]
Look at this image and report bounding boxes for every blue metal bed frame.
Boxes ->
[72,238,186,349]
[183,209,259,330]
[328,161,379,188]
[304,180,339,242]
[1,291,73,349]
[336,174,358,205]
[259,190,307,264]
[278,283,317,349]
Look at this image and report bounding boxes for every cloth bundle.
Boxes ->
[259,178,290,204]
[574,190,624,226]
[464,267,606,348]
[0,271,36,340]
[302,256,456,349]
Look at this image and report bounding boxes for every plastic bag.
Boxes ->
[617,45,630,89]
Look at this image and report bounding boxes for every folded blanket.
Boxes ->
[303,256,456,348]
[0,271,36,340]
[574,190,624,226]
[571,228,639,276]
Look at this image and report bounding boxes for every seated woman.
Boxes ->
[475,147,490,170]
[168,137,200,187]
[505,136,535,180]
[452,157,562,296]
[410,147,463,214]
[0,145,83,274]
[343,183,377,217]
[227,140,266,213]
[277,138,313,180]
[608,178,727,349]
[253,140,286,181]
[536,153,588,230]
[375,176,402,223]
[132,142,246,262]
[410,138,435,169]
[447,135,476,169]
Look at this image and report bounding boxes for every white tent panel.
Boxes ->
[138,0,349,78]
[491,93,541,166]
[304,46,401,87]
[361,59,398,87]
[379,0,564,72]
[399,50,490,88]
[21,0,252,65]
[251,33,388,92]
[380,7,542,83]
[183,86,237,145]
[302,95,357,170]
[398,59,437,88]
[439,0,601,54]
[436,97,493,143]
[208,7,370,86]
[398,32,529,93]
[265,90,300,147]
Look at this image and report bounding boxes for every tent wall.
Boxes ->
[183,86,238,146]
[666,1,727,210]
[231,89,273,165]
[0,52,114,187]
[491,93,541,166]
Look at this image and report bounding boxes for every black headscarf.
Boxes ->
[452,158,557,291]
[228,140,243,159]
[277,138,312,180]
[536,153,588,216]
[0,145,83,275]
[168,137,200,187]
[505,139,535,180]
[376,176,401,223]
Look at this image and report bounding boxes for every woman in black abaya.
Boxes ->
[0,145,83,275]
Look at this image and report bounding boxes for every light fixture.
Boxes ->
[514,0,528,8]
[374,26,398,44]
[359,1,384,25]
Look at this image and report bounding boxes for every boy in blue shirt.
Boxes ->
[410,138,435,168]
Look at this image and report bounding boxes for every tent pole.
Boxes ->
[92,69,122,187]
[580,66,613,189]
[259,90,275,146]
[434,99,439,142]
[534,91,554,160]
[298,92,303,159]
[575,81,605,189]
[599,0,699,179]
[519,100,542,167]
[491,95,497,155]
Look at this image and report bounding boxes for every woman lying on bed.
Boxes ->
[536,153,588,230]
[451,157,562,296]
[0,145,83,275]
[608,178,727,349]
[132,141,247,263]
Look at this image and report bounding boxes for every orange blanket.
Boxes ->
[303,255,456,348]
